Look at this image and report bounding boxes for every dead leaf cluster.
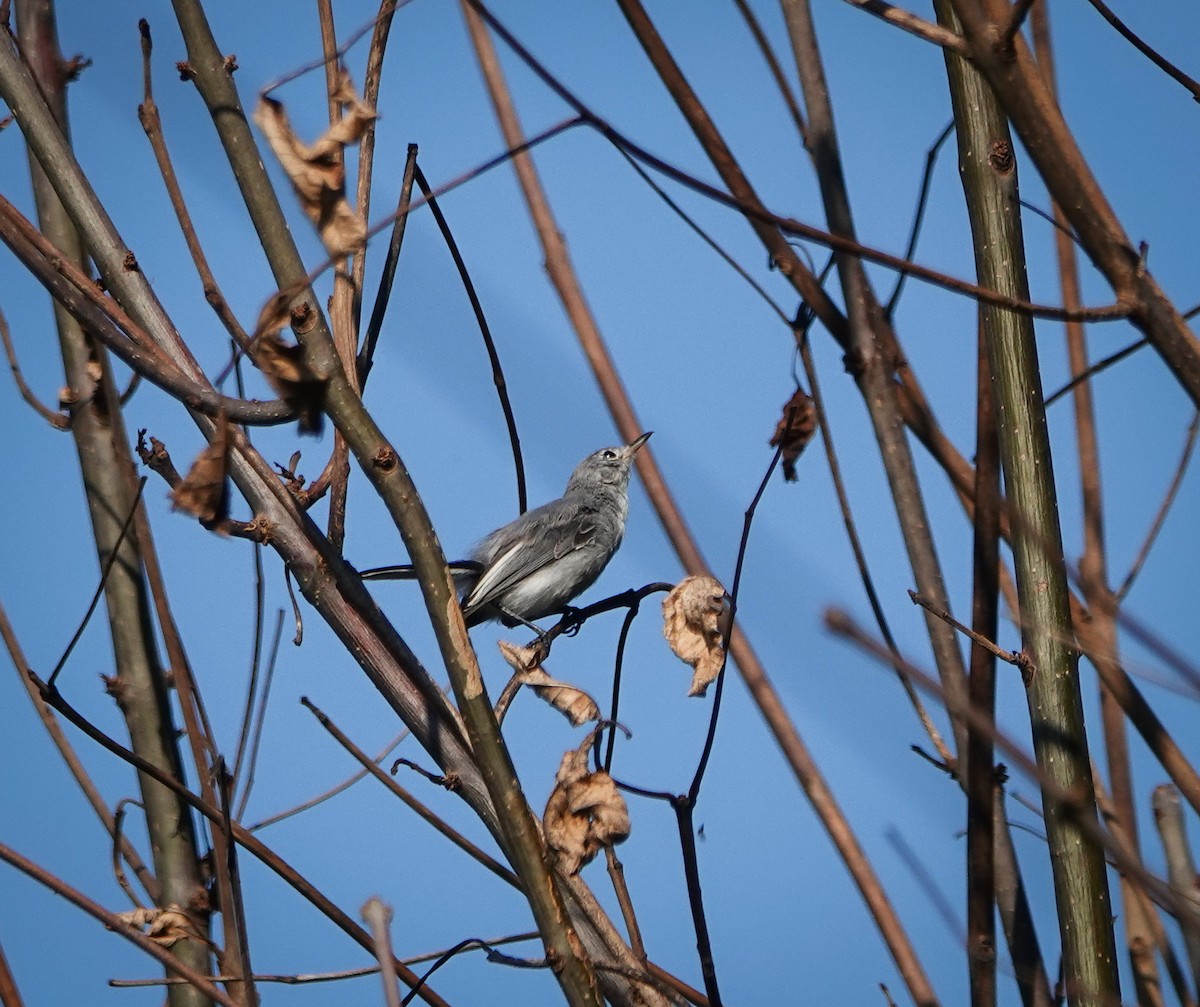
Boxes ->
[543,742,630,875]
[663,575,730,697]
[254,72,376,258]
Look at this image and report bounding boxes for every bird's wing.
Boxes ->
[464,498,595,614]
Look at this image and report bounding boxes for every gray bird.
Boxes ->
[361,432,651,628]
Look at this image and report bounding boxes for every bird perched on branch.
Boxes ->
[361,432,652,628]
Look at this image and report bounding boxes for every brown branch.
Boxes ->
[137,19,251,351]
[730,0,808,145]
[908,591,1029,673]
[998,0,1038,55]
[0,602,159,902]
[0,937,24,1007]
[316,0,357,555]
[947,0,1200,410]
[300,697,521,888]
[350,0,398,338]
[837,0,970,55]
[0,304,68,428]
[966,336,999,1007]
[824,609,1200,930]
[0,843,236,1007]
[0,195,294,425]
[246,726,412,831]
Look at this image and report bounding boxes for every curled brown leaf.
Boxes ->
[543,742,630,875]
[252,330,325,435]
[663,575,730,697]
[114,905,196,947]
[170,410,230,526]
[498,641,600,726]
[769,386,817,481]
[253,72,375,257]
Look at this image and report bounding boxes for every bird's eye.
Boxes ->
[602,449,618,460]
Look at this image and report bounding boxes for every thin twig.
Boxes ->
[836,0,970,55]
[730,0,808,145]
[248,726,411,831]
[602,602,644,772]
[0,938,24,1007]
[688,442,779,804]
[350,0,399,339]
[1081,0,1200,102]
[412,162,527,514]
[887,828,965,942]
[258,1,406,93]
[47,478,148,689]
[110,799,149,909]
[908,591,1030,672]
[358,143,418,388]
[1043,338,1147,407]
[604,848,645,961]
[0,305,68,428]
[111,932,542,988]
[232,529,268,794]
[137,19,252,351]
[300,697,521,888]
[1117,412,1198,602]
[610,143,790,325]
[886,121,954,319]
[234,610,286,820]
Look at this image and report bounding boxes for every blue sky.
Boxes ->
[2,1,1198,1004]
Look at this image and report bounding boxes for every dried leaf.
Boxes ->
[254,73,376,257]
[663,575,730,697]
[498,642,600,726]
[114,905,195,946]
[252,331,325,435]
[543,742,630,875]
[170,411,231,526]
[769,387,818,481]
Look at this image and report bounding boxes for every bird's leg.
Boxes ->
[499,606,551,641]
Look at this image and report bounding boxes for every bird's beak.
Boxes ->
[623,431,652,459]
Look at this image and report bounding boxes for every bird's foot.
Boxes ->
[558,606,585,637]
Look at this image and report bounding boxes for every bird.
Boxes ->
[361,432,652,628]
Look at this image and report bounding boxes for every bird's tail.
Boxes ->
[359,561,482,585]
